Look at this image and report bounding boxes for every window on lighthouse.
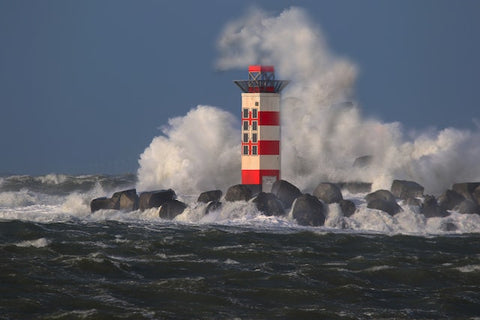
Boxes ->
[243,133,249,143]
[243,108,249,118]
[255,102,259,106]
[252,146,258,155]
[243,145,249,155]
[252,109,258,118]
[252,121,258,131]
[252,133,257,142]
[243,121,249,131]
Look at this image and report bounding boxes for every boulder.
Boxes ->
[112,189,139,211]
[159,200,187,219]
[339,199,356,217]
[197,190,222,203]
[367,199,402,216]
[406,197,422,207]
[225,184,252,202]
[205,201,222,215]
[438,190,465,211]
[252,192,285,216]
[473,186,480,206]
[139,189,176,211]
[291,194,326,226]
[421,195,447,218]
[313,183,343,204]
[365,189,396,203]
[391,180,424,200]
[452,183,480,202]
[455,199,479,214]
[353,155,373,168]
[90,197,117,212]
[271,179,302,209]
[337,182,372,194]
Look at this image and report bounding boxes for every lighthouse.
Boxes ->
[234,65,289,193]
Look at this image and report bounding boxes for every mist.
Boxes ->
[137,7,480,196]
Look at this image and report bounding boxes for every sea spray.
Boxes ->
[137,7,480,196]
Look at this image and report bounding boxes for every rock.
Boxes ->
[441,222,457,232]
[271,179,302,209]
[421,195,447,218]
[337,182,372,194]
[252,192,285,216]
[455,199,479,214]
[90,197,117,212]
[367,199,402,216]
[473,186,480,206]
[291,194,326,226]
[452,183,480,202]
[313,183,343,204]
[197,190,222,203]
[225,184,252,202]
[438,190,465,211]
[139,189,176,211]
[112,189,139,211]
[158,200,187,219]
[353,155,373,168]
[365,189,396,203]
[406,197,422,207]
[205,201,222,215]
[391,180,424,200]
[339,199,356,217]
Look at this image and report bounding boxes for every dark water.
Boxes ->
[1,220,479,319]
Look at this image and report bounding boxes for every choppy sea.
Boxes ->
[1,174,480,319]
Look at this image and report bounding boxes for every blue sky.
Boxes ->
[0,0,479,175]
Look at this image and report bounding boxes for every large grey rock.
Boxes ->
[438,190,465,211]
[367,199,402,216]
[205,201,222,215]
[353,155,373,168]
[139,189,176,211]
[473,186,480,206]
[455,199,479,214]
[421,195,447,218]
[159,200,187,219]
[391,180,424,200]
[90,197,117,212]
[313,183,343,204]
[197,190,222,203]
[339,199,356,217]
[271,179,302,208]
[337,182,372,194]
[292,194,326,226]
[452,183,480,202]
[225,184,252,202]
[252,192,285,216]
[365,189,396,203]
[112,189,139,211]
[90,188,139,212]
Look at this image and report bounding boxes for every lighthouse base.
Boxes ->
[242,170,279,193]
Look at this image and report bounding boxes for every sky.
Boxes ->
[0,0,479,175]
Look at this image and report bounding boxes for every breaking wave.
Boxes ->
[137,7,480,196]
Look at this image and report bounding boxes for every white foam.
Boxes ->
[15,238,50,248]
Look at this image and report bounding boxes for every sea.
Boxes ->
[1,174,480,319]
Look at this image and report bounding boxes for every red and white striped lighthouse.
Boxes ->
[234,65,289,192]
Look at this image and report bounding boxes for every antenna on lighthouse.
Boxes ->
[234,65,289,193]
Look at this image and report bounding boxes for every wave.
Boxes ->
[1,181,479,236]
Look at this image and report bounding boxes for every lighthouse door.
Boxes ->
[262,176,277,193]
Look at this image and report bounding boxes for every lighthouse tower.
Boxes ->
[234,65,289,192]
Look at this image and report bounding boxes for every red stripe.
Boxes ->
[242,170,280,185]
[258,111,279,125]
[248,65,274,73]
[258,140,280,155]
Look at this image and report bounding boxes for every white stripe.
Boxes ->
[258,126,280,141]
[242,155,280,170]
[241,93,281,112]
